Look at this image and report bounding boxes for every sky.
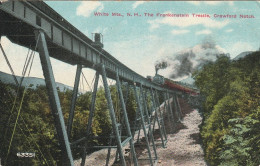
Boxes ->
[0,1,260,88]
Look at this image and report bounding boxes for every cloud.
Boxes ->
[132,1,145,9]
[171,29,190,35]
[228,41,254,58]
[196,29,212,35]
[76,2,104,17]
[225,29,233,33]
[148,12,229,30]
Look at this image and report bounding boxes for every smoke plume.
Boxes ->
[155,61,167,74]
[155,37,226,79]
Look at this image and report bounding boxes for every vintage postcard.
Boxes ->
[0,1,259,166]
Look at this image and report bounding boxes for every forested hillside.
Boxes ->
[194,52,260,166]
[0,82,137,165]
[2,52,259,166]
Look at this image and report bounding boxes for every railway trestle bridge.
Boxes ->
[0,1,199,166]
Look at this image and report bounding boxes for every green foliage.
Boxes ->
[194,52,260,166]
[124,86,137,124]
[219,111,260,166]
[0,79,138,165]
[194,55,231,118]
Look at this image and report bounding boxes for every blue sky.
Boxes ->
[0,1,260,88]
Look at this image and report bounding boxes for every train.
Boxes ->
[147,74,199,95]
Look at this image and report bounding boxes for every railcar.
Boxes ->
[148,74,199,95]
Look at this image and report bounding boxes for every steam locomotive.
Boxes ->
[147,74,199,95]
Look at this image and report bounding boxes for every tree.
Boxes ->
[194,52,260,166]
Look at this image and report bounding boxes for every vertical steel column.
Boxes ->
[137,122,142,142]
[134,85,154,166]
[172,94,181,121]
[176,95,183,119]
[106,130,115,166]
[35,30,73,166]
[150,89,156,131]
[86,72,100,135]
[67,64,82,139]
[144,89,154,131]
[124,83,130,104]
[163,92,172,133]
[151,89,165,148]
[116,71,138,166]
[100,64,126,166]
[174,95,180,120]
[81,71,99,166]
[151,90,157,133]
[143,89,151,119]
[132,102,142,143]
[116,81,129,130]
[167,91,175,130]
[137,87,144,141]
[154,90,167,146]
[141,86,157,160]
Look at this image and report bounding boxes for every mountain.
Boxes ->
[0,71,73,92]
[233,51,253,60]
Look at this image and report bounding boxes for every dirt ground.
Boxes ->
[155,109,207,166]
[75,98,207,166]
